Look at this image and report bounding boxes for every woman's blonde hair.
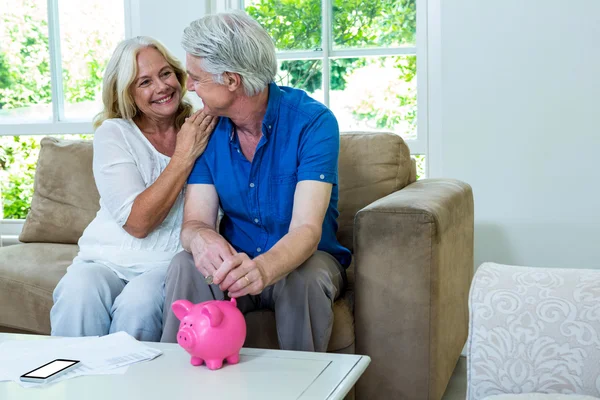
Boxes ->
[93,36,193,130]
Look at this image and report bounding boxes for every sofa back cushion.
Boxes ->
[19,133,415,249]
[337,132,415,251]
[19,137,100,244]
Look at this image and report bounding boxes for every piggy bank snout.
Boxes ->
[177,328,195,349]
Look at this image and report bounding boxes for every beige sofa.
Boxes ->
[0,132,474,399]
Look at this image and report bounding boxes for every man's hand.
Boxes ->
[213,253,269,298]
[189,229,237,280]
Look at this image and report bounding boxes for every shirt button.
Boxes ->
[256,247,262,252]
[320,174,325,179]
[237,149,240,153]
[249,183,255,188]
[268,125,272,130]
[254,218,259,224]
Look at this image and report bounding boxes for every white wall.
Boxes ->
[129,0,209,64]
[127,0,211,108]
[430,0,600,269]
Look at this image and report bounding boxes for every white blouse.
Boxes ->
[75,118,184,280]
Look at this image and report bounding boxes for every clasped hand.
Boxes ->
[190,232,268,298]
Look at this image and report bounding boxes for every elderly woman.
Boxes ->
[50,36,217,341]
[160,11,351,353]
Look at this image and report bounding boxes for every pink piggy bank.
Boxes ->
[172,298,246,370]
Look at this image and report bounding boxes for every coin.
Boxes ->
[205,275,214,285]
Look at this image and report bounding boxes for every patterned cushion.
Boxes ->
[483,395,599,400]
[467,263,600,400]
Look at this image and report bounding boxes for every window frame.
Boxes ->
[235,0,428,155]
[0,0,133,137]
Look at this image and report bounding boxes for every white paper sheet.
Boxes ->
[0,332,161,387]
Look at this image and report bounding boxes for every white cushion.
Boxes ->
[483,394,600,400]
[467,263,600,400]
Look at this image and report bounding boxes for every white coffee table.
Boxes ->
[0,333,370,400]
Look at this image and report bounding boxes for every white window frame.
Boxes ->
[226,0,428,156]
[0,0,132,137]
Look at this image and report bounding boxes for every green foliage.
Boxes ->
[63,57,104,103]
[247,0,322,51]
[1,0,420,219]
[0,0,109,219]
[413,154,426,181]
[0,0,111,111]
[332,0,416,47]
[247,0,418,136]
[247,0,416,90]
[0,135,91,219]
[0,2,52,110]
[0,136,40,219]
[350,56,417,132]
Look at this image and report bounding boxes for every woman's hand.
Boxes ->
[173,110,218,164]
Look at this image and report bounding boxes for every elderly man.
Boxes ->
[160,10,351,352]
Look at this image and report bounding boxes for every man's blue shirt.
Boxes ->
[188,82,351,268]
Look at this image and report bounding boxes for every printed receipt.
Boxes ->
[0,332,162,387]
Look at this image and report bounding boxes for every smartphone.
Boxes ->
[20,359,81,383]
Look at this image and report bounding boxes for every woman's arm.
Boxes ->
[123,112,218,238]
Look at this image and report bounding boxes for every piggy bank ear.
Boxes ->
[201,303,224,327]
[172,300,193,321]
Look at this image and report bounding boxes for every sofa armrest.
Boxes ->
[354,178,474,400]
[467,263,600,400]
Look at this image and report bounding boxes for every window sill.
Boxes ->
[0,220,24,247]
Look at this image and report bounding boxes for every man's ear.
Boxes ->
[224,72,242,92]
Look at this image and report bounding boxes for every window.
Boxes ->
[0,0,125,133]
[0,0,125,219]
[243,0,426,173]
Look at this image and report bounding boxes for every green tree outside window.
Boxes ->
[1,0,420,219]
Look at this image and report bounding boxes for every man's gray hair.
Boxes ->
[182,10,277,97]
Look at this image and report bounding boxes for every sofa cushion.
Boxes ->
[19,137,100,244]
[0,243,77,334]
[19,133,414,250]
[468,263,600,400]
[483,395,600,400]
[337,132,415,251]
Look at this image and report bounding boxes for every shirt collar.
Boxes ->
[227,82,281,143]
[262,82,281,136]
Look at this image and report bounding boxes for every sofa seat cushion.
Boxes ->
[245,289,355,352]
[0,243,77,334]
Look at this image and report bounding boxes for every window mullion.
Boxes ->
[322,0,331,107]
[276,50,324,60]
[417,0,429,158]
[47,0,65,122]
[331,47,417,58]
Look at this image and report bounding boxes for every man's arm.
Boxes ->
[181,184,236,279]
[256,180,331,283]
[214,109,340,297]
[216,180,331,297]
